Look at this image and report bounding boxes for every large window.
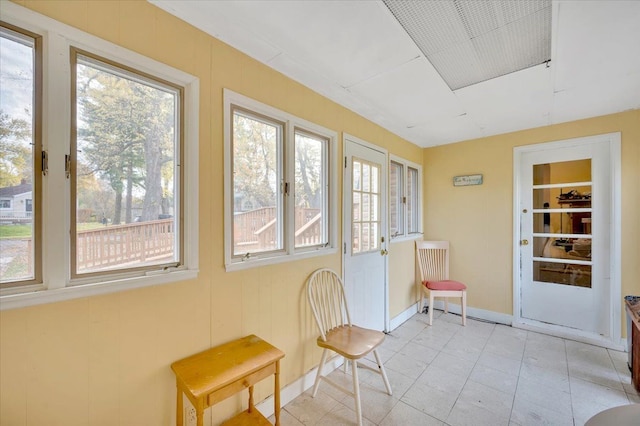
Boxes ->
[225,90,335,270]
[389,155,422,240]
[72,50,182,277]
[0,4,198,309]
[0,23,41,287]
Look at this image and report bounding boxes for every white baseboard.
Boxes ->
[389,302,419,331]
[256,354,343,419]
[430,300,513,326]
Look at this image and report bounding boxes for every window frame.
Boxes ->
[70,48,184,278]
[389,154,423,242]
[0,3,199,310]
[224,89,337,271]
[0,21,43,288]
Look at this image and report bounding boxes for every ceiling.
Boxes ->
[150,0,640,148]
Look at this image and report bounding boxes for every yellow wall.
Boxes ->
[0,1,422,425]
[423,109,640,323]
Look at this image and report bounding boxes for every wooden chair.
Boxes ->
[306,268,392,426]
[416,241,467,326]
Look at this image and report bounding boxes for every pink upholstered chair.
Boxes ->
[416,241,467,326]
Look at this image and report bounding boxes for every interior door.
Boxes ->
[519,141,611,335]
[343,137,388,331]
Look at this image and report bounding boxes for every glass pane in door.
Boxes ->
[352,157,380,254]
[531,159,592,288]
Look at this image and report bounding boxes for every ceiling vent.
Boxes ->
[384,0,552,90]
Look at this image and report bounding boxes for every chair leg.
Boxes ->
[444,298,449,314]
[343,357,348,373]
[351,357,363,426]
[373,349,392,396]
[312,348,328,397]
[428,293,434,325]
[461,291,467,326]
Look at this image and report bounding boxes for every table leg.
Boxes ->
[176,385,183,426]
[274,360,281,426]
[196,401,204,426]
[248,385,254,413]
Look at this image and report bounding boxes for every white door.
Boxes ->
[518,137,615,337]
[343,136,388,331]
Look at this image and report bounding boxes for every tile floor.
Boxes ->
[273,311,639,426]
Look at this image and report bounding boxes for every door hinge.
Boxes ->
[41,151,48,175]
[64,154,71,179]
[343,242,346,254]
[344,157,347,168]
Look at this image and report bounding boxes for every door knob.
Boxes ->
[520,239,529,246]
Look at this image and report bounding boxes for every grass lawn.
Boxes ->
[0,224,32,238]
[0,222,106,238]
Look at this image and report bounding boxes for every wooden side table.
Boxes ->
[171,335,285,426]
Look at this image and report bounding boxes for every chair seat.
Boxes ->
[424,279,467,291]
[317,325,385,360]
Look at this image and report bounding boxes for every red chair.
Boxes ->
[416,241,467,326]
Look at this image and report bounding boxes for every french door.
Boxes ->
[343,136,388,331]
[515,134,620,343]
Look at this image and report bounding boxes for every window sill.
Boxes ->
[0,269,198,311]
[225,247,338,272]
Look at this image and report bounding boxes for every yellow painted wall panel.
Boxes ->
[25,299,90,426]
[388,239,419,317]
[0,309,28,426]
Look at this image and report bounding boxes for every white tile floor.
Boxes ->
[274,311,639,426]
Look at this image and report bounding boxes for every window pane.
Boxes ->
[407,166,419,233]
[294,131,327,248]
[533,261,591,288]
[351,156,381,255]
[0,28,36,285]
[389,161,404,237]
[75,54,180,274]
[232,110,281,255]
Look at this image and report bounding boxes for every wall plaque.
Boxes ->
[453,174,483,186]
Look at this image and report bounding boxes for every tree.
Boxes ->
[232,113,278,211]
[76,62,175,224]
[0,110,31,187]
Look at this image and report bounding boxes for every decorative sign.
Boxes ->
[453,174,483,186]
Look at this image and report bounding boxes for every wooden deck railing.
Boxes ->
[76,219,174,272]
[233,207,323,252]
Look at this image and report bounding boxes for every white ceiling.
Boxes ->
[150,0,640,148]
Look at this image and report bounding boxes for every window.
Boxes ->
[0,22,41,287]
[224,90,335,270]
[389,155,422,240]
[0,3,198,310]
[294,129,329,249]
[72,50,182,277]
[389,161,404,237]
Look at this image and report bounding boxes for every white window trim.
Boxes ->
[389,154,423,243]
[223,89,337,271]
[0,3,199,311]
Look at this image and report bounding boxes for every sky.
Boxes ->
[0,32,34,122]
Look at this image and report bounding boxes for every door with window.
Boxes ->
[343,137,387,331]
[518,137,615,337]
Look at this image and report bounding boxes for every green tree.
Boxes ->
[76,63,175,224]
[232,114,277,211]
[0,110,31,187]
